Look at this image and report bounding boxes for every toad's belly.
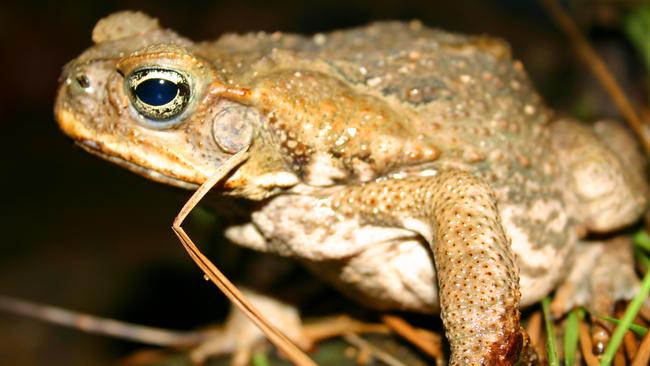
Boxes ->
[228,194,575,313]
[301,231,573,314]
[302,237,440,314]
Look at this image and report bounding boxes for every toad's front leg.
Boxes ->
[327,170,538,365]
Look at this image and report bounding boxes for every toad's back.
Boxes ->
[197,22,557,202]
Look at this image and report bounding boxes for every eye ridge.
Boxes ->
[126,68,191,123]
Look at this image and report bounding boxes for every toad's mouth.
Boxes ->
[76,139,200,190]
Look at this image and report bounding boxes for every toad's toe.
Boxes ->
[189,290,308,365]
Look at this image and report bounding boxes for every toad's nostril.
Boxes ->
[76,74,91,89]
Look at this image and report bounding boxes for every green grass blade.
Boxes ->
[541,296,559,366]
[601,315,648,337]
[639,250,650,269]
[564,309,580,366]
[624,5,650,72]
[600,248,650,365]
[637,244,650,269]
[634,230,650,252]
[252,352,272,366]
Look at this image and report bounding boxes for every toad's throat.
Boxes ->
[76,140,199,190]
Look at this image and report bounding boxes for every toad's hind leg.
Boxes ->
[551,118,648,352]
[327,170,539,365]
[551,119,647,233]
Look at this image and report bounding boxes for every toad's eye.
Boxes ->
[126,68,190,125]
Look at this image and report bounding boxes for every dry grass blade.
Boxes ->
[541,0,650,154]
[302,315,389,342]
[526,310,545,363]
[343,333,408,366]
[171,148,316,366]
[624,325,638,360]
[381,314,444,362]
[619,308,641,361]
[632,330,650,366]
[615,345,626,366]
[579,315,600,366]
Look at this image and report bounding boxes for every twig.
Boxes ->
[381,314,444,363]
[343,333,408,366]
[0,295,207,347]
[541,0,650,154]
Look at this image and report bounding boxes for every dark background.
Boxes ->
[0,1,647,365]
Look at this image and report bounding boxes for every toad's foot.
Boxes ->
[551,237,650,352]
[190,289,308,365]
[190,290,392,365]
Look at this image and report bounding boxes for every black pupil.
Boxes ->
[135,78,178,106]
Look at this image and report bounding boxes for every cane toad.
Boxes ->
[55,11,648,365]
